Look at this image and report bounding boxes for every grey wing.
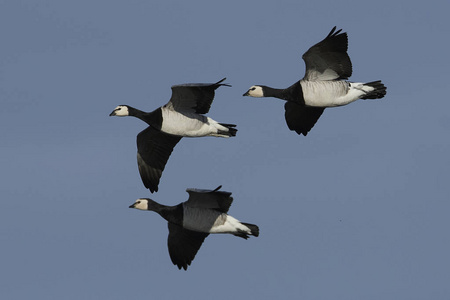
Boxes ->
[136,127,182,193]
[185,185,233,213]
[284,102,325,136]
[167,78,231,114]
[302,26,352,81]
[167,223,209,270]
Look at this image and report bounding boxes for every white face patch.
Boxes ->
[131,199,148,210]
[111,105,129,116]
[245,86,264,97]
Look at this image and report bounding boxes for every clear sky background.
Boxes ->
[1,0,449,299]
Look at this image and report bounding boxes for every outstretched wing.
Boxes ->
[167,223,209,270]
[284,102,325,136]
[136,127,182,193]
[302,27,352,81]
[166,78,231,114]
[185,185,233,213]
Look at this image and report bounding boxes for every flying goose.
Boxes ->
[129,186,259,270]
[110,78,236,193]
[243,27,387,136]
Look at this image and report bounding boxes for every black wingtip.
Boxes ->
[142,178,158,193]
[212,185,222,192]
[215,77,232,88]
[327,26,344,38]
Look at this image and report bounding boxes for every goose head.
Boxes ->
[129,198,150,210]
[109,105,130,117]
[129,198,164,212]
[243,85,265,97]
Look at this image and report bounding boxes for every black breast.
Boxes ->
[160,203,184,226]
[283,81,304,105]
[144,107,163,131]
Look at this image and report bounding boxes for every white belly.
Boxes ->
[160,108,216,137]
[182,206,224,233]
[182,205,249,235]
[300,80,364,107]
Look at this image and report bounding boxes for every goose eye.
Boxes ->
[250,87,256,91]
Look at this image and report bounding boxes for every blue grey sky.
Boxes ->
[1,0,449,299]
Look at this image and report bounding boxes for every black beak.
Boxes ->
[129,204,135,208]
[243,91,250,97]
[109,110,116,116]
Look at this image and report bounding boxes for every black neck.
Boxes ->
[127,106,147,120]
[263,86,287,99]
[148,201,183,225]
[127,106,162,129]
[263,81,303,103]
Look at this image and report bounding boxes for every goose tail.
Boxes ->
[361,80,387,100]
[233,222,259,239]
[242,222,259,237]
[218,123,237,137]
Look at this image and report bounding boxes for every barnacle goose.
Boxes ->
[129,186,259,270]
[110,78,236,193]
[243,27,386,136]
